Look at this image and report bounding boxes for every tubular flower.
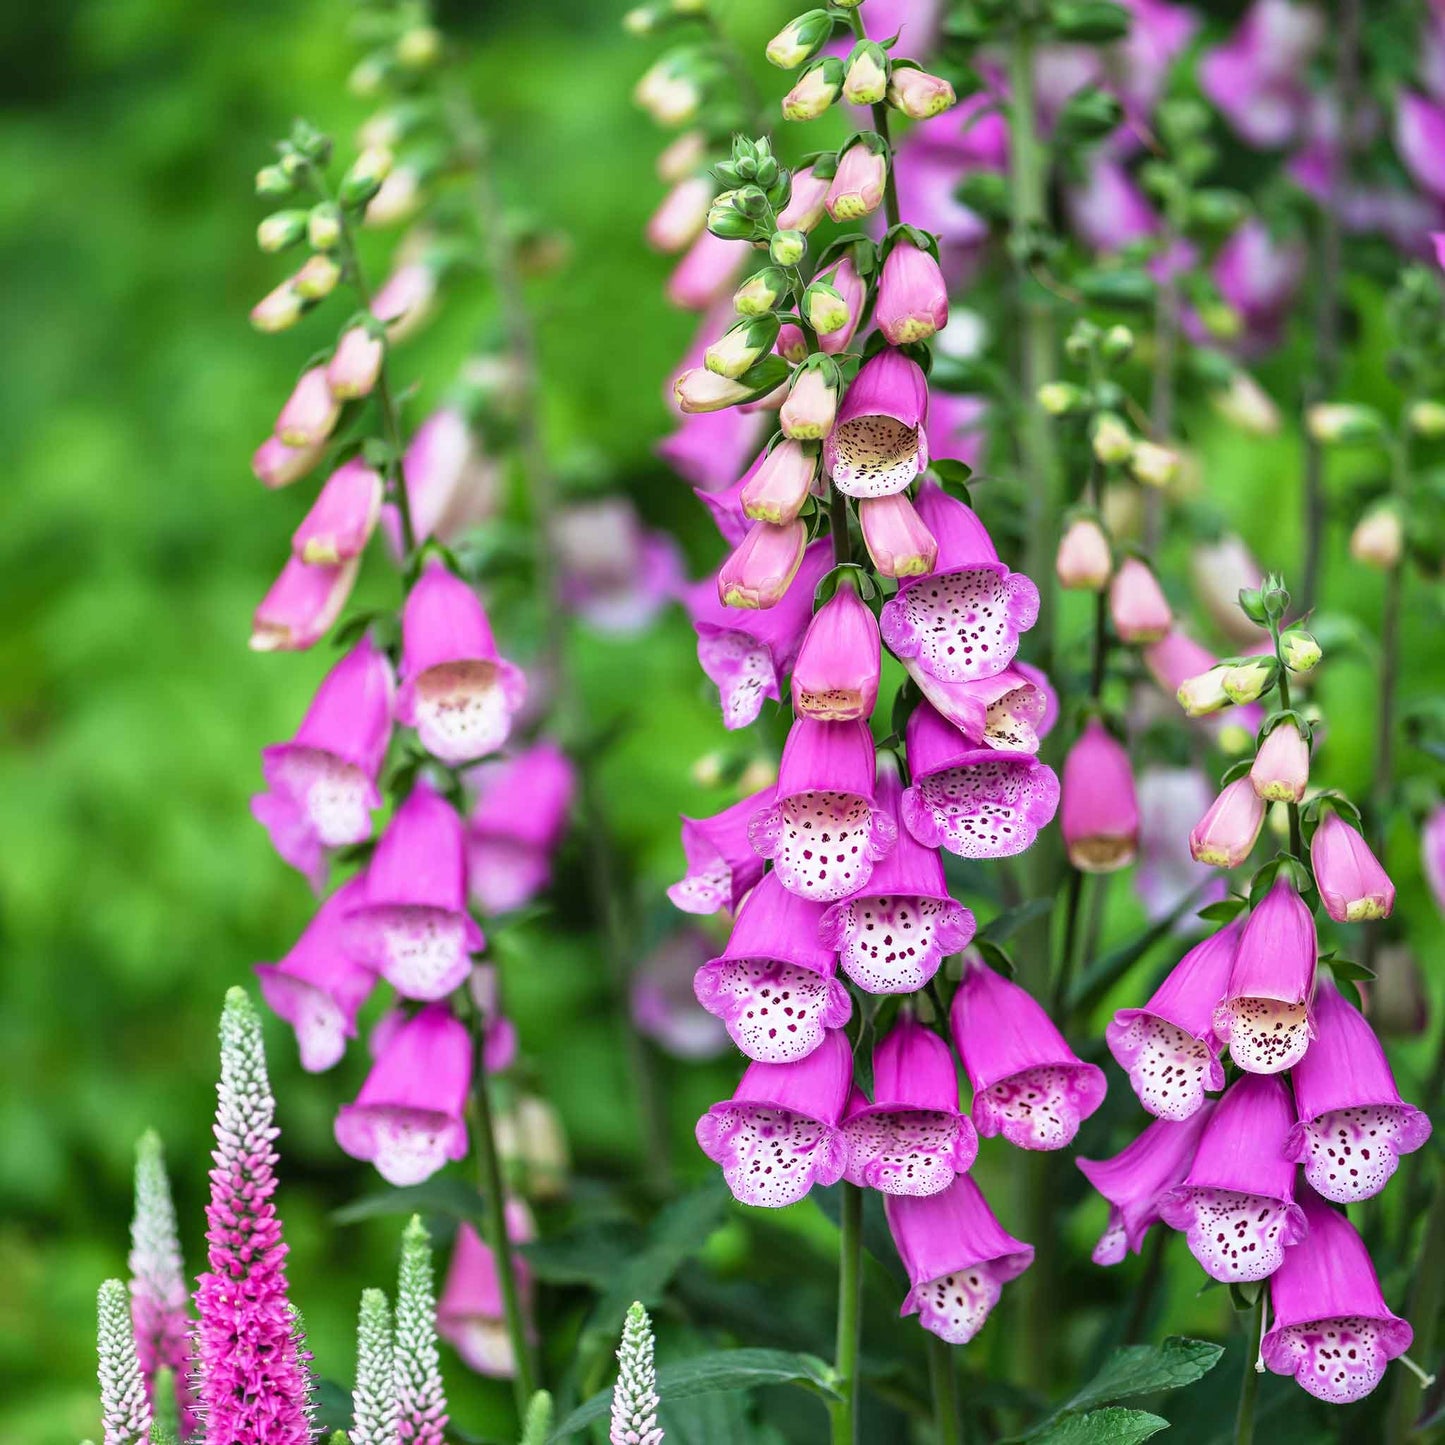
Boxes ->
[1055,516,1112,590]
[1310,811,1395,922]
[275,365,341,448]
[824,349,930,498]
[1189,777,1266,868]
[875,241,949,345]
[668,786,775,915]
[1108,557,1173,644]
[791,580,881,722]
[717,519,808,608]
[903,662,1053,755]
[1250,721,1310,803]
[465,742,576,915]
[393,407,500,553]
[251,552,360,652]
[291,458,384,565]
[437,1207,537,1378]
[1061,719,1139,873]
[739,439,818,526]
[858,492,938,578]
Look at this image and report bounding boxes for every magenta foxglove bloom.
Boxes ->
[888,140,990,281]
[275,365,341,448]
[1076,1104,1216,1265]
[631,929,731,1060]
[345,781,485,1000]
[1061,719,1139,873]
[1213,875,1318,1074]
[371,259,438,340]
[254,434,324,489]
[881,484,1040,683]
[791,581,881,722]
[901,701,1060,859]
[1107,922,1241,1121]
[1158,1072,1307,1281]
[1135,768,1228,923]
[256,877,377,1072]
[689,541,831,730]
[390,407,500,553]
[465,742,576,915]
[437,1207,537,1377]
[335,1002,472,1186]
[951,956,1106,1149]
[1199,0,1322,149]
[749,717,896,901]
[694,464,752,545]
[694,871,851,1062]
[251,552,360,652]
[292,458,383,565]
[1261,1187,1413,1403]
[668,786,775,915]
[695,1027,852,1207]
[668,231,748,311]
[1211,219,1305,355]
[885,1175,1034,1345]
[1310,811,1396,922]
[658,405,766,495]
[819,756,975,993]
[554,499,684,635]
[1189,777,1267,868]
[904,661,1053,755]
[397,559,526,765]
[925,393,989,471]
[647,175,712,252]
[1424,804,1445,916]
[824,349,930,498]
[1108,557,1173,644]
[1065,160,1158,254]
[717,519,808,609]
[842,1016,978,1195]
[1396,90,1445,201]
[1284,980,1431,1203]
[876,242,949,345]
[859,492,939,579]
[251,792,328,891]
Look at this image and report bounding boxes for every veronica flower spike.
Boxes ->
[668,784,774,915]
[824,348,930,497]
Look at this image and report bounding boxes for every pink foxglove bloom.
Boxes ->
[667,231,748,311]
[776,164,832,231]
[779,364,839,440]
[693,871,851,1062]
[660,405,767,495]
[885,1175,1034,1345]
[391,407,500,553]
[1310,811,1395,922]
[1077,1105,1216,1265]
[819,756,975,993]
[1061,719,1139,872]
[1107,922,1241,1121]
[791,581,880,721]
[842,1016,978,1195]
[1065,160,1158,253]
[327,324,384,400]
[275,364,341,448]
[1424,804,1445,915]
[881,484,1040,683]
[668,785,775,915]
[1135,767,1228,923]
[1396,90,1445,200]
[1284,980,1431,1203]
[749,717,896,901]
[256,876,377,1071]
[1189,777,1267,868]
[951,956,1106,1149]
[901,700,1060,859]
[253,434,325,489]
[465,742,575,915]
[1262,1187,1413,1403]
[925,392,989,471]
[859,492,938,578]
[196,990,313,1445]
[695,1027,852,1206]
[1143,628,1219,699]
[1199,0,1322,149]
[1056,516,1112,590]
[824,349,930,498]
[335,1002,472,1186]
[1108,557,1172,644]
[647,175,712,252]
[717,519,808,609]
[371,260,438,341]
[887,66,957,121]
[555,499,684,634]
[397,559,526,765]
[876,242,949,345]
[825,144,888,220]
[1211,219,1305,355]
[1250,721,1310,803]
[345,781,484,999]
[904,662,1052,755]
[251,552,359,651]
[437,1208,537,1377]
[292,458,384,564]
[739,439,817,526]
[1213,875,1318,1074]
[631,929,731,1060]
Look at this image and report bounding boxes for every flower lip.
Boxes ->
[824,350,931,498]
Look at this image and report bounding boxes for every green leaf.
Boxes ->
[311,1378,353,1435]
[331,1176,488,1227]
[1059,1337,1225,1413]
[978,897,1054,944]
[1067,889,1202,1015]
[1197,898,1245,923]
[521,1217,643,1287]
[1028,1408,1170,1445]
[1328,957,1376,982]
[1075,269,1157,308]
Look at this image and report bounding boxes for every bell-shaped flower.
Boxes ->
[1261,1186,1413,1403]
[885,1175,1034,1345]
[397,559,527,765]
[631,929,731,1060]
[1199,0,1321,149]
[823,349,930,498]
[951,955,1106,1149]
[1310,811,1395,922]
[250,791,328,890]
[326,325,384,400]
[1109,557,1173,644]
[1157,1072,1308,1281]
[780,364,839,440]
[749,717,896,901]
[693,872,851,1063]
[554,498,684,636]
[859,492,938,578]
[251,552,360,651]
[465,742,575,915]
[842,1016,978,1195]
[819,756,974,993]
[390,407,500,553]
[825,142,888,220]
[1135,767,1228,923]
[1284,979,1431,1203]
[776,164,831,232]
[695,1028,852,1207]
[344,781,486,1000]
[437,1207,537,1377]
[791,580,880,722]
[1076,1104,1216,1265]
[1061,719,1139,873]
[291,458,383,565]
[1250,720,1310,803]
[809,259,867,357]
[717,519,808,608]
[1213,875,1317,1074]
[901,701,1059,859]
[668,785,775,915]
[1056,516,1113,591]
[1189,777,1266,867]
[668,231,748,311]
[1107,922,1241,1120]
[903,662,1053,756]
[875,241,949,346]
[371,259,438,341]
[881,484,1040,683]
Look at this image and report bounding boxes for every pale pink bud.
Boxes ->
[1055,517,1112,590]
[1349,505,1404,569]
[825,146,887,222]
[818,258,866,356]
[657,130,707,184]
[887,67,957,120]
[1189,778,1266,868]
[252,435,325,490]
[780,367,837,440]
[777,324,809,363]
[1108,558,1172,643]
[1190,534,1265,645]
[875,241,949,345]
[859,493,938,578]
[675,366,754,413]
[647,176,714,252]
[791,581,881,721]
[371,261,438,342]
[776,165,832,232]
[1250,723,1310,803]
[363,164,424,227]
[717,519,807,609]
[740,440,817,524]
[668,231,748,311]
[326,326,384,400]
[250,278,304,332]
[251,554,360,652]
[276,366,341,448]
[1062,719,1139,872]
[292,459,384,565]
[1311,812,1395,922]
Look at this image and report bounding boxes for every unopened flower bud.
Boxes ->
[886,66,956,120]
[1109,557,1172,643]
[781,58,843,122]
[257,210,308,253]
[396,25,442,70]
[776,165,831,232]
[657,129,707,183]
[1130,439,1180,488]
[648,175,713,252]
[1250,722,1309,803]
[842,42,889,105]
[803,280,849,335]
[1280,629,1321,673]
[1189,777,1266,867]
[307,203,342,250]
[859,493,938,577]
[766,9,834,69]
[250,279,305,333]
[635,61,702,126]
[1038,381,1086,415]
[875,241,947,345]
[1056,516,1112,590]
[718,519,807,608]
[1349,504,1404,569]
[734,267,789,316]
[327,326,385,400]
[1221,655,1277,704]
[276,366,341,448]
[255,164,294,198]
[1307,402,1385,445]
[1101,324,1134,360]
[1212,370,1279,434]
[363,164,424,228]
[293,253,341,300]
[825,144,887,221]
[779,364,838,440]
[777,324,808,363]
[707,191,759,242]
[1177,664,1232,716]
[674,366,754,413]
[705,316,780,379]
[740,439,817,524]
[1408,399,1445,437]
[769,228,807,266]
[338,145,394,209]
[1311,811,1395,922]
[1090,412,1134,464]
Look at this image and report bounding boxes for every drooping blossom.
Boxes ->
[465,742,576,915]
[1310,810,1396,922]
[1208,219,1306,355]
[825,349,930,497]
[1065,159,1158,253]
[1251,721,1310,804]
[1061,719,1139,872]
[631,928,731,1060]
[875,241,949,345]
[668,786,775,915]
[717,519,808,608]
[437,1206,537,1377]
[658,405,767,495]
[388,407,500,554]
[791,579,881,722]
[251,552,360,652]
[292,458,384,565]
[1109,557,1173,644]
[904,661,1055,755]
[554,498,684,634]
[1199,0,1323,149]
[1189,777,1266,868]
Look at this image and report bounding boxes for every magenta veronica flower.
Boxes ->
[842,1016,978,1195]
[437,1207,537,1378]
[1284,980,1431,1203]
[695,1027,852,1206]
[951,956,1106,1149]
[1157,1072,1307,1281]
[335,1002,472,1185]
[693,871,851,1063]
[901,701,1060,860]
[465,742,575,915]
[791,580,881,722]
[903,661,1052,754]
[885,1175,1034,1345]
[824,349,930,497]
[1310,811,1396,922]
[1076,1104,1215,1265]
[819,755,975,993]
[749,717,896,901]
[292,458,383,565]
[1261,1187,1413,1403]
[1061,719,1139,873]
[668,786,774,915]
[881,484,1040,683]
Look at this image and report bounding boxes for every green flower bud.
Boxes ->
[842,42,889,106]
[1306,402,1386,446]
[1280,629,1322,673]
[781,58,843,121]
[256,210,309,254]
[1038,381,1086,415]
[1090,412,1134,464]
[706,191,761,241]
[770,229,807,266]
[766,9,835,70]
[307,203,342,251]
[803,280,850,335]
[1176,664,1232,717]
[396,26,442,70]
[293,253,341,300]
[1408,399,1445,438]
[338,145,394,209]
[706,315,782,379]
[1101,324,1135,360]
[255,165,294,198]
[734,267,789,316]
[1221,655,1277,705]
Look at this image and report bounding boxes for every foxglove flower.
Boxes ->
[1285,980,1431,1203]
[776,164,832,231]
[1136,768,1229,922]
[372,259,439,341]
[813,259,867,356]
[1077,1105,1216,1265]
[275,365,341,448]
[1213,875,1318,1074]
[292,458,384,565]
[648,175,712,252]
[824,349,930,497]
[693,871,851,1062]
[1107,922,1241,1121]
[925,393,988,471]
[1310,811,1395,922]
[1425,804,1445,915]
[901,701,1059,859]
[876,241,949,345]
[1251,721,1310,803]
[842,1016,978,1195]
[1056,516,1112,590]
[254,434,324,489]
[1066,160,1158,254]
[1158,1072,1307,1281]
[555,499,684,634]
[97,1279,151,1445]
[632,929,731,1059]
[328,325,384,400]
[1190,535,1266,644]
[819,755,975,993]
[351,1288,399,1445]
[885,1175,1034,1345]
[1061,719,1139,873]
[695,1028,852,1206]
[739,439,817,526]
[1261,1187,1413,1403]
[465,742,576,914]
[251,552,360,651]
[825,143,888,220]
[859,492,938,578]
[335,1003,472,1186]
[791,580,880,721]
[1199,0,1322,149]
[1210,219,1305,355]
[610,1302,664,1445]
[1189,777,1266,868]
[903,663,1053,754]
[951,956,1106,1149]
[1108,557,1173,644]
[668,786,775,914]
[396,1215,449,1445]
[717,519,808,608]
[880,484,1040,683]
[668,231,748,311]
[397,559,527,765]
[438,1207,537,1377]
[659,405,766,495]
[749,717,896,901]
[391,407,500,552]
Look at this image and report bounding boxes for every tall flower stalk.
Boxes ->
[395,1216,448,1445]
[97,1279,152,1445]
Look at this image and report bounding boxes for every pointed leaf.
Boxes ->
[1059,1337,1225,1413]
[1028,1408,1169,1445]
[331,1177,488,1227]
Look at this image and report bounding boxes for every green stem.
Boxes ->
[1052,867,1086,1016]
[1274,662,1305,862]
[1144,232,1178,554]
[830,1183,864,1445]
[1233,1294,1264,1445]
[1122,1228,1168,1345]
[928,1336,964,1445]
[1386,1162,1445,1444]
